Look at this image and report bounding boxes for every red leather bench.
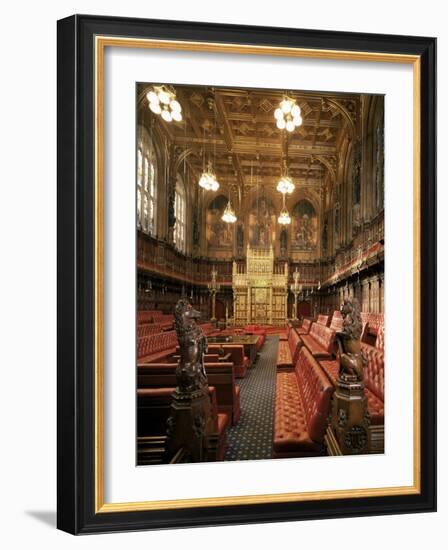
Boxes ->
[137,362,241,426]
[360,324,384,354]
[362,346,384,424]
[199,322,221,337]
[317,314,330,326]
[279,322,292,341]
[276,328,302,370]
[137,310,174,330]
[329,310,343,332]
[375,325,384,351]
[296,318,312,335]
[137,386,229,461]
[137,323,163,338]
[137,310,156,324]
[300,322,336,360]
[273,347,334,458]
[137,330,178,363]
[360,312,384,346]
[208,344,249,378]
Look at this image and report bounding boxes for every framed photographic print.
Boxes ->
[57,14,436,534]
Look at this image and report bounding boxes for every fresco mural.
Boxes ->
[207,195,233,248]
[248,196,276,247]
[292,199,318,250]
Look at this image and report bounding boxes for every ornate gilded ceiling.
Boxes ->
[137,84,360,197]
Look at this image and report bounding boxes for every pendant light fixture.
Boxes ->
[199,161,220,191]
[274,95,302,132]
[222,199,237,223]
[146,85,182,122]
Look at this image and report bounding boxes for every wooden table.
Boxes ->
[207,335,260,366]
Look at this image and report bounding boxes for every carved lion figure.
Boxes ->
[336,298,365,380]
[173,298,208,392]
[340,298,363,340]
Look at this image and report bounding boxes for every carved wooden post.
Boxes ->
[207,267,220,322]
[326,298,371,455]
[165,299,215,462]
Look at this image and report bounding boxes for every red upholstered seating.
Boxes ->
[273,347,334,458]
[375,325,385,351]
[137,323,163,338]
[329,310,343,332]
[137,310,156,324]
[276,328,302,369]
[137,330,178,363]
[360,312,384,346]
[362,346,384,425]
[279,323,291,341]
[300,322,336,360]
[137,386,229,460]
[137,310,174,330]
[199,322,221,337]
[220,345,249,378]
[137,362,241,426]
[317,314,329,326]
[296,318,312,335]
[319,359,339,384]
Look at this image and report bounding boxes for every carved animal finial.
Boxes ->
[173,298,208,393]
[340,298,363,340]
[336,298,365,380]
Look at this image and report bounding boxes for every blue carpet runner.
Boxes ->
[224,335,278,461]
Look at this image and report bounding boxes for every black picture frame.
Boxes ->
[57,14,436,534]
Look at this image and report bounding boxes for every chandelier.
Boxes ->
[198,161,220,191]
[274,97,302,132]
[146,85,182,122]
[276,175,295,194]
[278,195,291,225]
[221,200,237,223]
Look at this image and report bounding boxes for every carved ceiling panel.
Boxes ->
[138,84,360,195]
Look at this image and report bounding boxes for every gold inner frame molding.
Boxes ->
[94,35,421,513]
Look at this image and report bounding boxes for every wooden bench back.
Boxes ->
[137,362,236,412]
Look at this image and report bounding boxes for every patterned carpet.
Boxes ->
[225,335,278,461]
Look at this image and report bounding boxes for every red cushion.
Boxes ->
[300,335,332,359]
[277,340,292,367]
[273,348,334,457]
[362,345,384,401]
[365,388,384,425]
[297,318,312,335]
[274,373,321,453]
[319,359,339,384]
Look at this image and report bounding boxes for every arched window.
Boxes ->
[174,175,186,253]
[137,126,157,235]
